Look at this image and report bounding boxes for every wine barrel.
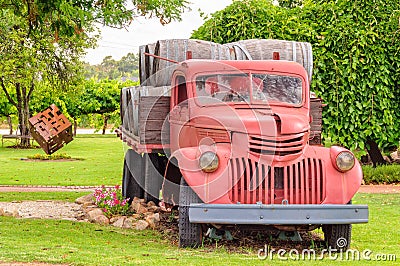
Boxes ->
[226,39,313,81]
[139,43,157,85]
[150,39,232,87]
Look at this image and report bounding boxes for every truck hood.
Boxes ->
[191,107,309,136]
[273,112,310,134]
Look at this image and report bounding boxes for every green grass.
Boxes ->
[0,193,398,265]
[0,134,125,186]
[0,191,89,202]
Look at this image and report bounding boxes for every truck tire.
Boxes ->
[122,149,144,201]
[323,199,352,251]
[179,178,203,248]
[322,224,352,251]
[144,153,164,205]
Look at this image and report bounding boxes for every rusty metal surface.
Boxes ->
[28,104,73,154]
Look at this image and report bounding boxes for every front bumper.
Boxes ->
[189,203,368,225]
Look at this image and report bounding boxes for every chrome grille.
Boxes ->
[229,158,325,204]
[249,133,305,156]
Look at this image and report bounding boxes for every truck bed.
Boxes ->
[119,86,171,153]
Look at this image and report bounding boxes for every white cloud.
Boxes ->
[84,0,232,65]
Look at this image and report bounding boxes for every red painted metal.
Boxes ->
[120,58,362,207]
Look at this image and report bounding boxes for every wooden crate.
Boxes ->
[28,104,73,154]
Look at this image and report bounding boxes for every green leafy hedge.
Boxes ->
[192,0,400,151]
[363,165,400,185]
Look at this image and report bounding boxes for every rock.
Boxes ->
[132,197,141,203]
[123,217,135,229]
[110,216,122,224]
[383,155,391,164]
[130,201,141,212]
[145,213,160,229]
[87,208,104,221]
[132,197,145,203]
[390,151,400,163]
[148,206,160,213]
[112,216,126,228]
[93,214,109,225]
[130,213,141,220]
[12,210,20,218]
[135,220,149,230]
[83,202,95,208]
[75,194,94,205]
[134,204,148,214]
[147,201,156,207]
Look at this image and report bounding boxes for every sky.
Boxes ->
[84,0,232,65]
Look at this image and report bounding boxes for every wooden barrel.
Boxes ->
[226,39,313,81]
[139,43,157,86]
[150,39,232,87]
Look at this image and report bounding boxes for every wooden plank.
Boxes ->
[138,96,171,144]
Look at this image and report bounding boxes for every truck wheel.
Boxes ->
[122,149,144,201]
[179,178,203,248]
[322,224,352,251]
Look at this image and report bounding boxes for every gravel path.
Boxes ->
[0,200,86,220]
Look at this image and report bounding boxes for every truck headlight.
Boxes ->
[199,151,219,173]
[335,151,355,172]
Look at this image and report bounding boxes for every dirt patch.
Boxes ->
[358,184,400,194]
[20,159,81,162]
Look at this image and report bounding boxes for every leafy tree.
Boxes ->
[76,78,138,134]
[192,0,400,158]
[0,0,188,146]
[0,93,17,135]
[278,0,303,8]
[84,53,139,80]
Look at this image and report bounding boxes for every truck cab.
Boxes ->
[118,58,368,249]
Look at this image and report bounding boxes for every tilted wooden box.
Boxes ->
[28,104,73,154]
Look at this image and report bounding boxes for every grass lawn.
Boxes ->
[0,191,89,202]
[0,134,125,186]
[0,193,398,265]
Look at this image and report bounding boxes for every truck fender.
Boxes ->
[163,144,232,205]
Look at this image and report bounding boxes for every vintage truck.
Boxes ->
[116,39,368,249]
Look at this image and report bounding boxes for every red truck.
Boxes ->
[117,39,368,249]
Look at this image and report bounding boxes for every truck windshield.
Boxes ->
[195,73,302,105]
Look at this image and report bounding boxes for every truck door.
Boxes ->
[169,75,192,151]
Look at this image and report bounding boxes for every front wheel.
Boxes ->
[323,224,352,251]
[179,178,203,248]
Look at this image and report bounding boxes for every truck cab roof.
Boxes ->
[174,59,309,82]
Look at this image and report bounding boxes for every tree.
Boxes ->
[278,0,303,8]
[75,78,138,134]
[192,0,400,159]
[0,0,188,146]
[84,53,140,80]
[0,93,17,135]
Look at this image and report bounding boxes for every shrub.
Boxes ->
[93,185,130,217]
[362,165,400,185]
[27,153,72,160]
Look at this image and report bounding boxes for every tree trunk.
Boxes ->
[102,114,109,135]
[73,118,77,137]
[366,139,386,167]
[7,115,13,135]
